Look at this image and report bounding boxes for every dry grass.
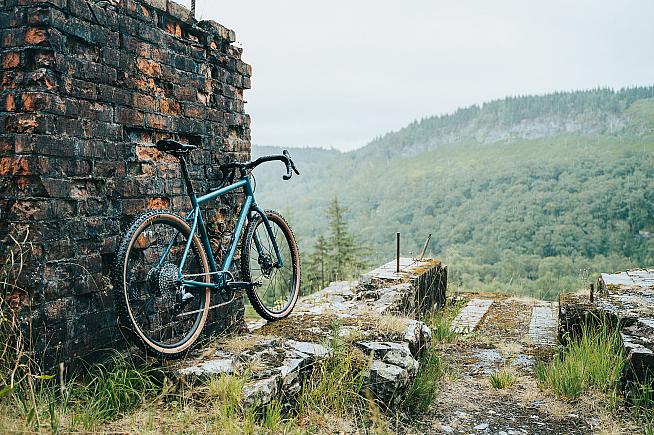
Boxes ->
[375,314,411,334]
[217,334,275,354]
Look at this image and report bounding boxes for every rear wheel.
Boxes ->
[241,210,300,321]
[113,210,211,359]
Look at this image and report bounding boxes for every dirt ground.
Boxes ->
[397,297,644,435]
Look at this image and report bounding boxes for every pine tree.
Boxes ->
[325,198,370,281]
[304,235,330,293]
[301,198,371,295]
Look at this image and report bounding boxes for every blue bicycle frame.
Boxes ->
[167,175,283,293]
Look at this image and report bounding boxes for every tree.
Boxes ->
[301,198,371,295]
[303,235,330,294]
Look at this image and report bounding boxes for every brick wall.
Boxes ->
[0,0,251,366]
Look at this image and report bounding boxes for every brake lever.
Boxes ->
[281,150,300,179]
[290,159,300,175]
[282,150,292,180]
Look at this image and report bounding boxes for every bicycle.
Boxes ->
[112,139,301,358]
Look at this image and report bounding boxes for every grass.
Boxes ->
[489,370,517,389]
[0,350,162,432]
[423,299,465,343]
[536,321,624,400]
[299,321,370,416]
[402,346,447,413]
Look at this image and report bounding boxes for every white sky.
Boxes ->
[186,1,654,151]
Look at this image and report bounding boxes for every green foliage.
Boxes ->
[424,302,463,343]
[253,87,654,299]
[298,325,370,415]
[301,198,371,294]
[536,322,624,400]
[403,347,446,413]
[632,379,654,408]
[72,352,160,425]
[489,370,517,389]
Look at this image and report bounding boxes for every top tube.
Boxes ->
[197,178,249,205]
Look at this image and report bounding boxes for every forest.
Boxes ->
[252,87,654,299]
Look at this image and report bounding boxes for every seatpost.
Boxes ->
[178,155,197,204]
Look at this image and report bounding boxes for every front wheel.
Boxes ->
[241,210,300,321]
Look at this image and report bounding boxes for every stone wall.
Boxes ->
[0,0,251,366]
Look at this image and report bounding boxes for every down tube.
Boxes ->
[222,195,253,272]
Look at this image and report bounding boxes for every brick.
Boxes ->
[142,0,166,10]
[132,92,157,111]
[115,106,144,126]
[144,112,171,130]
[25,27,47,45]
[4,93,16,111]
[135,57,161,77]
[2,50,20,68]
[166,0,192,23]
[159,98,181,115]
[0,0,252,369]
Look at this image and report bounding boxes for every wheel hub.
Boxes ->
[259,254,275,278]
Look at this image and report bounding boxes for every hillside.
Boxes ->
[251,87,654,299]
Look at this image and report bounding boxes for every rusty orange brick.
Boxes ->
[25,28,47,45]
[2,52,20,69]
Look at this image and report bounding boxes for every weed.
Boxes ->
[489,370,516,389]
[70,352,160,426]
[424,300,464,343]
[403,346,446,413]
[299,322,370,416]
[631,379,654,408]
[536,321,624,400]
[207,372,247,418]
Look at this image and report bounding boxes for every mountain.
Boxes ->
[251,87,654,299]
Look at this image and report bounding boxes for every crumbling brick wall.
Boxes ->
[0,0,251,366]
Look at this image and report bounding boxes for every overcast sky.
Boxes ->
[187,1,654,151]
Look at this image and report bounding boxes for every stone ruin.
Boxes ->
[171,258,448,408]
[560,269,654,400]
[0,0,251,366]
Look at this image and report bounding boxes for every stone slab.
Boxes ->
[528,301,559,347]
[451,299,493,334]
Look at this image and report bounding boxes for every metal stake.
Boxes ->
[590,283,594,303]
[396,232,400,273]
[419,233,432,261]
[191,0,196,17]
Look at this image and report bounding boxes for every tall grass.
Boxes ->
[536,321,624,400]
[298,322,370,416]
[70,352,161,426]
[403,346,446,413]
[422,299,465,343]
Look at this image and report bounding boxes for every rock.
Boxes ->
[384,348,419,376]
[474,422,489,430]
[356,341,419,377]
[442,424,454,433]
[404,319,432,356]
[178,354,235,378]
[365,360,410,407]
[284,340,330,358]
[243,374,281,408]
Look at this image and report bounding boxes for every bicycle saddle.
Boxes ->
[155,139,197,155]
